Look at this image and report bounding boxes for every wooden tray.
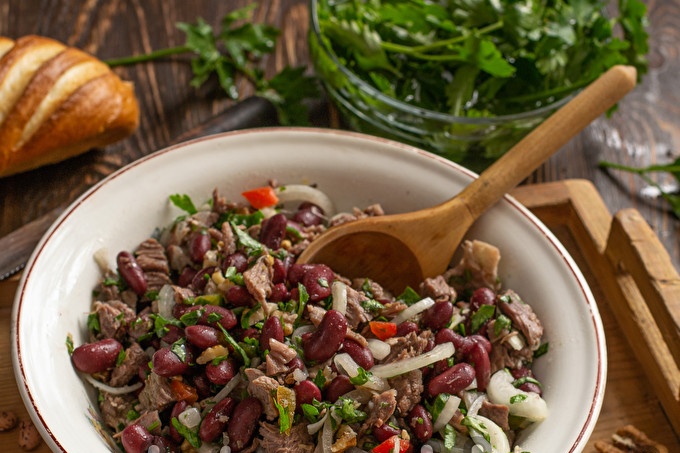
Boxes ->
[0,179,678,452]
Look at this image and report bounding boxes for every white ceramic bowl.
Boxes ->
[12,127,606,452]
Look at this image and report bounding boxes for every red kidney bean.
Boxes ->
[302,310,347,362]
[469,334,492,353]
[287,263,312,285]
[269,282,290,302]
[428,362,476,397]
[185,325,222,350]
[511,367,542,395]
[206,358,236,385]
[150,436,175,451]
[192,373,212,399]
[117,251,147,296]
[71,338,123,374]
[260,316,284,352]
[227,397,262,451]
[168,400,189,443]
[260,213,288,249]
[190,266,216,292]
[469,287,496,312]
[286,357,305,374]
[292,203,324,226]
[469,342,491,392]
[189,231,211,263]
[199,305,237,330]
[295,380,322,410]
[173,302,197,320]
[396,321,419,337]
[435,328,467,349]
[160,324,184,345]
[423,301,454,331]
[223,251,248,273]
[341,338,374,370]
[121,423,153,453]
[152,347,190,377]
[408,404,433,442]
[178,266,198,288]
[373,423,400,443]
[199,397,236,443]
[226,285,253,307]
[301,264,335,302]
[325,374,355,402]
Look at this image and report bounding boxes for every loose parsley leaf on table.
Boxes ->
[599,158,680,219]
[104,4,319,125]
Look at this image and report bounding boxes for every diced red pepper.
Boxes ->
[241,186,279,209]
[170,379,198,404]
[372,435,413,453]
[369,321,398,341]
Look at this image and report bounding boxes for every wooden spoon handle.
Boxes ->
[459,65,637,219]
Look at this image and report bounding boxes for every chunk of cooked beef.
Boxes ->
[389,369,424,416]
[360,389,397,434]
[109,342,148,387]
[132,410,162,435]
[382,331,432,363]
[344,286,373,329]
[221,220,237,256]
[135,238,172,291]
[420,275,456,303]
[489,341,534,373]
[329,204,384,227]
[497,290,543,350]
[99,392,135,430]
[351,278,388,302]
[92,300,136,341]
[165,244,191,273]
[245,369,279,420]
[137,373,176,412]
[445,240,501,292]
[265,339,298,376]
[478,400,510,432]
[243,255,273,305]
[259,421,315,453]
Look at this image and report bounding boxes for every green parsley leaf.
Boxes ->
[510,394,528,404]
[493,314,512,336]
[470,304,495,333]
[65,334,74,355]
[425,393,451,423]
[360,298,384,315]
[116,349,127,366]
[216,323,251,367]
[462,416,490,443]
[349,367,372,386]
[230,221,264,256]
[87,313,101,334]
[512,376,542,389]
[273,397,294,434]
[171,417,201,448]
[171,338,189,363]
[396,286,421,306]
[534,342,550,358]
[301,403,320,422]
[169,194,198,215]
[442,424,457,450]
[335,397,367,424]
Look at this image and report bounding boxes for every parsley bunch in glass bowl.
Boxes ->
[309,0,649,171]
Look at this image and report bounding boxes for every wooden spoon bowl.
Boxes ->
[298,65,638,293]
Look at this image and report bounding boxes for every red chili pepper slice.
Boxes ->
[369,321,398,341]
[372,435,413,453]
[241,186,279,209]
[170,379,198,404]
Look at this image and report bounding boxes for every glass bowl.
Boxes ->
[308,0,574,172]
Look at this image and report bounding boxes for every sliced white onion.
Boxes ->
[370,342,455,379]
[333,353,388,391]
[147,446,161,453]
[467,415,511,453]
[487,370,548,422]
[320,413,334,452]
[331,281,348,315]
[219,446,232,453]
[82,374,143,395]
[292,324,315,340]
[292,368,309,383]
[391,297,435,324]
[208,374,242,405]
[307,411,328,435]
[466,393,486,417]
[366,338,391,361]
[93,248,111,274]
[432,394,461,432]
[178,407,201,429]
[506,333,526,351]
[275,184,336,217]
[157,284,176,319]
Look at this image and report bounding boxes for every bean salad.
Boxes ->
[69,183,549,453]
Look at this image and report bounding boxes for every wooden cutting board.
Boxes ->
[0,179,678,452]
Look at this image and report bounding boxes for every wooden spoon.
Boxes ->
[298,65,638,293]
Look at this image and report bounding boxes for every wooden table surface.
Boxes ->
[0,1,679,452]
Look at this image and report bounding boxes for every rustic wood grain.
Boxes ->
[0,1,679,452]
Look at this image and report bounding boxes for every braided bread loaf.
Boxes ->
[0,35,139,177]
